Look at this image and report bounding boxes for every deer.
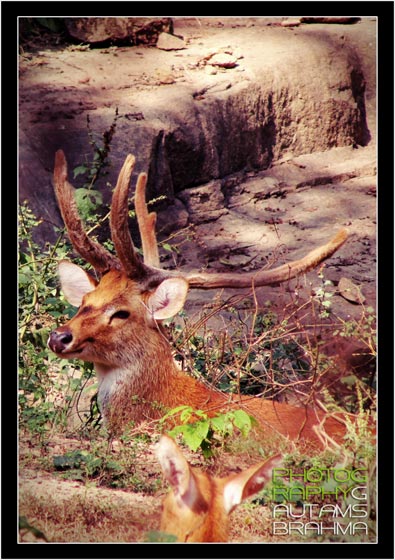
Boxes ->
[155,434,282,542]
[48,150,350,446]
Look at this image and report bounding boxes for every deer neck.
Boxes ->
[95,331,176,411]
[93,329,227,431]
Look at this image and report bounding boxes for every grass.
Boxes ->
[19,487,160,543]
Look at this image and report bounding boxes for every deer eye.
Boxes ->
[111,310,130,320]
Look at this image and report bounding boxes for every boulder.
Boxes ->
[65,17,173,45]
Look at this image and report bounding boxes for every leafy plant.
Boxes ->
[169,305,312,403]
[73,110,120,190]
[312,273,335,318]
[161,405,255,458]
[19,201,91,438]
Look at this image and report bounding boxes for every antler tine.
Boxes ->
[135,172,160,268]
[185,229,349,289]
[53,150,120,274]
[110,154,149,279]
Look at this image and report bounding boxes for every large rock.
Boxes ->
[65,17,173,45]
[19,20,373,246]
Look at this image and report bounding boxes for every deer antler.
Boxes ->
[54,151,167,288]
[134,172,160,267]
[184,229,348,289]
[53,150,120,274]
[109,154,149,280]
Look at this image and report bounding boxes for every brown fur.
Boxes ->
[160,471,229,542]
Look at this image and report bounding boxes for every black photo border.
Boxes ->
[4,1,393,559]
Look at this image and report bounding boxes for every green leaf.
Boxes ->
[176,420,210,452]
[19,516,47,541]
[18,272,31,285]
[231,409,253,436]
[160,405,193,424]
[73,165,89,179]
[181,407,207,423]
[69,378,82,391]
[74,188,103,220]
[53,452,83,470]
[167,424,186,438]
[106,460,123,472]
[210,414,227,433]
[340,375,357,387]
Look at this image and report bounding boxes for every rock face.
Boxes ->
[178,181,228,224]
[19,18,374,246]
[64,17,173,45]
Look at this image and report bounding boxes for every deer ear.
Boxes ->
[147,278,189,320]
[155,436,192,498]
[58,260,97,307]
[223,455,282,514]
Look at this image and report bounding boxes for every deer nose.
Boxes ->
[48,329,73,354]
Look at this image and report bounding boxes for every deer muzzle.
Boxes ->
[48,329,74,354]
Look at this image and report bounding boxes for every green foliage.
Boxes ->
[19,202,72,338]
[144,531,178,543]
[168,281,376,420]
[48,435,161,494]
[161,406,255,458]
[74,188,103,222]
[321,383,376,460]
[53,447,122,482]
[313,274,335,318]
[333,306,376,351]
[18,200,98,438]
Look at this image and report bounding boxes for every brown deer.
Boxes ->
[48,150,349,445]
[156,435,282,542]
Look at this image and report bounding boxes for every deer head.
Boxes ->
[48,151,190,364]
[156,435,282,542]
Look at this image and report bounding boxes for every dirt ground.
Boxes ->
[18,17,376,546]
